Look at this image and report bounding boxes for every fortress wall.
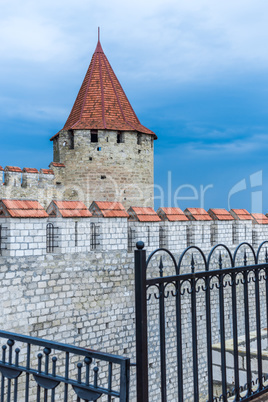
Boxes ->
[0,169,64,210]
[252,223,268,246]
[159,221,188,252]
[211,221,233,247]
[233,220,253,244]
[0,216,268,257]
[91,217,128,251]
[128,221,160,253]
[0,218,47,257]
[188,220,213,250]
[47,217,92,254]
[0,244,266,400]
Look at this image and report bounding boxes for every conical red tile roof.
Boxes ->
[51,39,156,139]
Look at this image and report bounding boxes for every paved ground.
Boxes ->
[253,396,268,401]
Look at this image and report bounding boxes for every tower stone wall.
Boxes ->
[53,129,154,208]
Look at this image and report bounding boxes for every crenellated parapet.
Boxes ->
[21,168,39,188]
[0,199,268,258]
[0,165,66,209]
[39,169,55,187]
[4,166,22,187]
[0,166,3,185]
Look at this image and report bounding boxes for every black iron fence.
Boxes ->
[0,330,130,401]
[46,223,59,253]
[90,223,100,251]
[135,241,268,402]
[128,227,136,252]
[0,225,7,256]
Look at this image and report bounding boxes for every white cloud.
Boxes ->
[0,96,67,122]
[1,0,268,123]
[1,0,268,80]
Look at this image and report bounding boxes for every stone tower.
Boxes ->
[50,36,157,209]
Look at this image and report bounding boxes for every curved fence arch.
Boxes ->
[134,240,268,402]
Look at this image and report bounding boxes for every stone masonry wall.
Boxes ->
[0,242,267,401]
[0,170,62,210]
[47,217,92,254]
[128,221,160,253]
[1,217,267,258]
[0,218,47,257]
[53,130,154,209]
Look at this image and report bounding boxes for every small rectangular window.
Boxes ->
[159,226,167,248]
[137,133,142,145]
[69,130,74,149]
[186,226,194,247]
[147,226,150,246]
[210,224,217,246]
[91,130,98,143]
[202,225,205,243]
[46,223,59,253]
[75,221,78,247]
[0,224,7,256]
[252,230,258,246]
[232,224,238,244]
[117,132,123,143]
[128,227,135,252]
[90,223,100,250]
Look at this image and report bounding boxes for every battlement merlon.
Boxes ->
[49,162,65,185]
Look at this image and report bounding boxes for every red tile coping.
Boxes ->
[128,207,161,222]
[184,208,212,221]
[89,201,129,218]
[157,207,189,222]
[50,162,65,168]
[5,166,22,173]
[230,209,253,220]
[252,213,268,225]
[0,199,48,218]
[0,166,3,171]
[50,39,156,141]
[23,168,39,174]
[208,209,234,221]
[47,200,92,218]
[40,169,54,175]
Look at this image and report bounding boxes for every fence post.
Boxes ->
[135,241,148,402]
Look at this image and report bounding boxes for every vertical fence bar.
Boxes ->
[119,358,130,402]
[7,339,14,402]
[190,256,199,402]
[255,267,263,391]
[176,280,183,402]
[205,272,213,401]
[1,346,6,402]
[14,348,20,402]
[243,267,252,396]
[266,264,268,356]
[158,258,167,402]
[64,351,69,402]
[25,343,30,402]
[219,268,227,399]
[135,242,148,402]
[231,271,240,400]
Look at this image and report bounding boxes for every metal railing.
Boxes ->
[46,223,59,253]
[90,223,100,251]
[0,330,130,401]
[159,227,167,249]
[135,241,268,402]
[127,227,135,252]
[0,225,7,256]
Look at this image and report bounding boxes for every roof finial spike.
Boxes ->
[98,27,100,42]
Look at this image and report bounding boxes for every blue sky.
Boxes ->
[1,0,268,212]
